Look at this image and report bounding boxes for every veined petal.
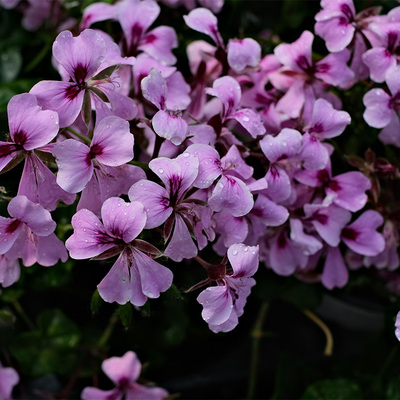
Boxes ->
[233,108,266,138]
[185,143,221,189]
[260,128,302,163]
[152,110,188,145]
[149,153,199,201]
[30,80,85,128]
[128,180,172,229]
[101,197,146,243]
[139,26,178,65]
[206,76,241,120]
[0,217,23,255]
[363,89,393,128]
[227,38,261,72]
[321,246,348,290]
[197,285,232,326]
[208,175,253,217]
[52,30,106,83]
[102,351,140,385]
[66,209,115,259]
[0,255,20,288]
[7,93,59,150]
[97,251,143,305]
[118,0,160,51]
[164,214,198,262]
[81,2,117,30]
[36,234,68,266]
[91,116,134,166]
[18,154,76,211]
[132,248,173,298]
[53,139,93,193]
[228,243,259,278]
[184,8,223,47]
[141,68,168,109]
[8,195,56,236]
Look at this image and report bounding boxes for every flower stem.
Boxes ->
[302,309,333,356]
[12,300,35,330]
[247,301,269,399]
[64,127,92,145]
[97,311,119,349]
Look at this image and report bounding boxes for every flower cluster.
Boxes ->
[1,0,400,396]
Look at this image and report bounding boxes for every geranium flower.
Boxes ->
[66,197,173,306]
[81,351,168,400]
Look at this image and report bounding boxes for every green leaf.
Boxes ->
[301,379,363,400]
[386,377,400,400]
[0,47,22,82]
[118,303,133,328]
[0,309,16,325]
[91,289,103,314]
[92,64,120,81]
[1,288,24,303]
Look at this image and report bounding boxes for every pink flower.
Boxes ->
[66,197,173,306]
[81,351,168,400]
[0,362,19,400]
[197,243,259,333]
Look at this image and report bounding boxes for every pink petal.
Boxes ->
[274,30,314,73]
[0,255,20,287]
[208,175,253,217]
[53,139,93,193]
[139,26,178,65]
[80,2,117,30]
[18,154,76,211]
[206,76,241,120]
[52,30,106,83]
[185,144,221,189]
[227,38,261,72]
[164,215,198,262]
[91,116,134,166]
[260,128,302,163]
[300,133,329,170]
[0,217,23,255]
[81,387,120,400]
[321,246,348,290]
[290,219,323,256]
[252,194,289,227]
[7,93,59,150]
[264,165,292,203]
[197,285,232,326]
[102,351,140,385]
[118,0,160,50]
[213,211,248,248]
[8,195,56,236]
[66,209,115,259]
[221,145,253,180]
[233,108,266,138]
[101,198,146,243]
[305,98,351,139]
[341,210,385,256]
[30,80,85,128]
[165,71,191,110]
[152,110,188,145]
[228,243,259,278]
[97,251,145,305]
[363,89,392,128]
[132,248,173,298]
[128,180,172,229]
[183,8,223,47]
[36,233,68,266]
[363,47,396,83]
[141,68,168,109]
[149,153,199,200]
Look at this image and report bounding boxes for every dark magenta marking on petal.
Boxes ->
[74,63,89,85]
[387,32,398,54]
[65,84,82,100]
[0,143,19,156]
[340,3,354,22]
[169,174,183,205]
[328,180,341,191]
[309,123,324,134]
[277,232,286,248]
[314,213,328,225]
[296,55,312,72]
[317,169,330,184]
[13,131,27,146]
[144,33,156,44]
[5,219,21,234]
[89,143,103,159]
[315,63,330,74]
[341,227,358,240]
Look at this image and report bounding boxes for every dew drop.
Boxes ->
[244,246,248,252]
[159,168,164,174]
[232,249,238,255]
[242,116,250,122]
[183,152,190,158]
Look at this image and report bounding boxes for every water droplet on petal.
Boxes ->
[159,168,164,174]
[183,152,190,158]
[232,249,238,256]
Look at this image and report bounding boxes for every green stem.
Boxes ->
[128,160,150,171]
[24,42,51,73]
[377,345,399,381]
[247,302,269,399]
[64,127,92,145]
[97,311,119,349]
[12,300,35,330]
